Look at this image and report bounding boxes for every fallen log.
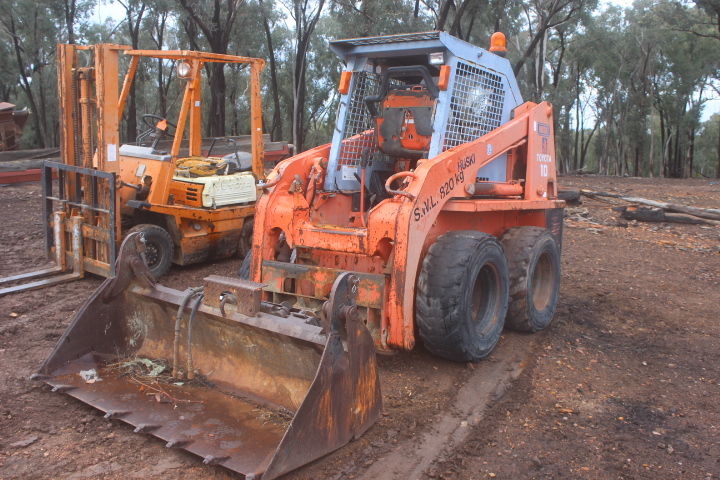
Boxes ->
[558,188,582,205]
[614,206,720,226]
[581,190,720,221]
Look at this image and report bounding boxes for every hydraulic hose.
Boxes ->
[187,293,205,380]
[172,287,204,378]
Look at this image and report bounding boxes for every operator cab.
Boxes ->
[327,31,523,208]
[365,65,438,161]
[119,111,257,211]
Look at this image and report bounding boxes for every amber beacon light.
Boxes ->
[489,32,507,57]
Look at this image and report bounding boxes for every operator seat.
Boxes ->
[364,66,439,160]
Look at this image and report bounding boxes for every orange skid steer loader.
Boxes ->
[243,31,565,362]
[36,31,563,479]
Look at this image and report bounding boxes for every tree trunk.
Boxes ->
[7,15,46,148]
[63,0,76,44]
[448,0,473,38]
[437,0,455,31]
[580,120,598,170]
[672,123,682,178]
[717,114,720,178]
[290,0,326,154]
[124,3,146,143]
[176,0,244,138]
[659,110,666,177]
[649,104,655,178]
[209,62,227,136]
[685,123,695,178]
[573,69,580,171]
[259,0,283,141]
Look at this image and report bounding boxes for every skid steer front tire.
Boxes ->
[416,231,509,362]
[501,226,561,332]
[126,224,173,280]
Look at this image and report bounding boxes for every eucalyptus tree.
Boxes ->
[143,0,177,117]
[657,0,720,177]
[51,0,96,44]
[514,0,598,103]
[281,0,326,154]
[117,0,147,141]
[0,0,63,148]
[643,0,718,178]
[175,0,245,136]
[693,112,720,177]
[258,0,288,141]
[329,0,429,38]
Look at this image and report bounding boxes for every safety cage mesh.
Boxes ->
[445,61,506,150]
[337,71,385,169]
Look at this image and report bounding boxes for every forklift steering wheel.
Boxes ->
[141,114,177,139]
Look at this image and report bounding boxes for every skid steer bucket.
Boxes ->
[34,234,381,479]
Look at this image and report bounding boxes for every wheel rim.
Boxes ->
[470,262,500,337]
[145,242,160,267]
[531,250,554,312]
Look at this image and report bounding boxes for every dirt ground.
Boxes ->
[0,175,718,480]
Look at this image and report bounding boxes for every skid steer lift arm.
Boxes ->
[35,233,381,479]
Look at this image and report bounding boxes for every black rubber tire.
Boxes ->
[238,250,252,280]
[126,224,173,280]
[501,226,561,332]
[235,217,254,258]
[416,231,509,362]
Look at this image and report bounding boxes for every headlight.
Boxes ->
[177,61,192,79]
[428,52,445,65]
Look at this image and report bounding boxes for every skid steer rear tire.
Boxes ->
[238,250,252,280]
[126,224,173,280]
[416,231,509,362]
[501,226,561,332]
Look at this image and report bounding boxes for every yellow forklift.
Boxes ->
[0,44,284,295]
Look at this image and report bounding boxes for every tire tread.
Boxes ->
[416,231,509,362]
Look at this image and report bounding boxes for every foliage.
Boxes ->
[0,0,718,178]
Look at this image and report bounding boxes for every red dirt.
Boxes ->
[0,175,718,480]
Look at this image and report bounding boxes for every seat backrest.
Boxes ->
[375,86,435,160]
[363,66,439,160]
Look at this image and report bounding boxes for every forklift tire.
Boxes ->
[235,217,254,258]
[500,227,560,332]
[238,251,252,280]
[127,224,173,280]
[416,231,509,362]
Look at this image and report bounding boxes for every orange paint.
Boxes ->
[251,100,565,352]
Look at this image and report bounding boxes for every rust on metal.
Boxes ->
[251,97,565,352]
[202,275,265,316]
[261,260,385,310]
[36,233,381,479]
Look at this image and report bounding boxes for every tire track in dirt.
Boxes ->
[357,333,540,480]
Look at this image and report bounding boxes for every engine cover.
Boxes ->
[172,172,257,208]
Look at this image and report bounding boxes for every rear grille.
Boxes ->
[445,61,506,150]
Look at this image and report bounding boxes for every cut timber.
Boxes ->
[617,206,720,225]
[581,190,720,221]
[558,188,582,205]
[618,206,665,223]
